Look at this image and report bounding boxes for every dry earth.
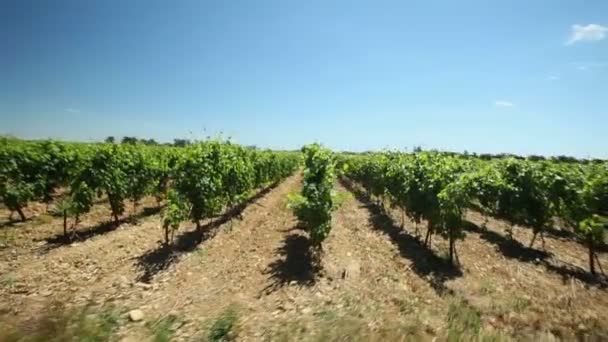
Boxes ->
[1,175,607,341]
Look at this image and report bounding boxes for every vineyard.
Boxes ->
[341,151,608,275]
[0,138,607,341]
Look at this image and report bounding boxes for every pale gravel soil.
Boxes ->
[1,176,607,341]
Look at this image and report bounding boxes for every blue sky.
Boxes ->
[1,0,607,157]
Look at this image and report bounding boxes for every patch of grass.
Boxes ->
[341,294,356,309]
[148,315,180,342]
[35,214,54,224]
[479,332,512,342]
[510,296,530,313]
[1,273,16,289]
[447,296,482,341]
[314,308,337,321]
[0,302,121,342]
[207,305,239,342]
[273,320,309,342]
[0,230,16,248]
[491,295,531,317]
[92,305,121,336]
[383,270,400,282]
[195,247,207,260]
[332,191,352,207]
[394,297,418,315]
[272,312,423,342]
[480,279,496,295]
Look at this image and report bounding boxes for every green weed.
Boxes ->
[149,315,180,342]
[207,306,239,342]
[447,296,482,341]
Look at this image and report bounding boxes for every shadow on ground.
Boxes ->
[462,221,551,263]
[39,206,162,253]
[463,220,608,287]
[135,182,279,283]
[0,218,25,229]
[340,177,462,295]
[262,226,321,294]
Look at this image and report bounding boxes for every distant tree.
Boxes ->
[143,139,158,145]
[552,155,579,163]
[527,155,546,161]
[121,136,138,145]
[173,139,191,147]
[105,136,115,144]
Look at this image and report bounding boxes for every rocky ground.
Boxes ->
[0,175,607,341]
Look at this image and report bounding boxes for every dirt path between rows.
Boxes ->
[110,174,303,341]
[0,200,164,320]
[0,197,159,275]
[341,178,608,340]
[4,175,607,341]
[444,211,608,339]
[116,178,451,341]
[0,177,299,329]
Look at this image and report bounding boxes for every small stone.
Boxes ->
[134,282,152,290]
[128,309,145,322]
[113,276,130,289]
[301,307,312,314]
[40,289,53,297]
[119,337,140,342]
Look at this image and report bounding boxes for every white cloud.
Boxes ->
[565,24,608,45]
[548,75,560,81]
[494,100,515,108]
[65,108,81,113]
[571,62,607,71]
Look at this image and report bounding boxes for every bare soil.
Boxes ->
[341,178,608,341]
[1,176,607,341]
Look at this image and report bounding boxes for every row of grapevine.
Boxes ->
[289,144,337,249]
[0,139,78,221]
[342,151,608,274]
[67,144,177,229]
[161,141,299,245]
[0,138,299,243]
